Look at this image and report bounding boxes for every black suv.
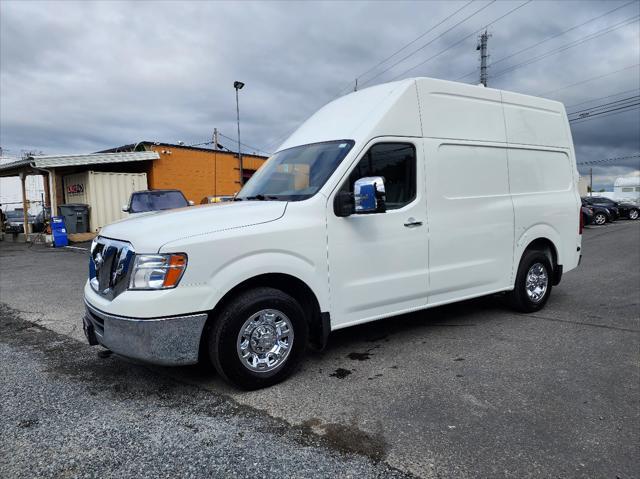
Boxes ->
[583,196,639,220]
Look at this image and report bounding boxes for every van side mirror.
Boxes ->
[334,191,354,217]
[122,204,130,213]
[354,176,386,214]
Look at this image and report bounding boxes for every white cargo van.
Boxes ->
[83,77,582,389]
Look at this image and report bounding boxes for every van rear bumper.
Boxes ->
[83,300,208,366]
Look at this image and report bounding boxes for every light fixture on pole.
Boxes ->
[234,81,245,185]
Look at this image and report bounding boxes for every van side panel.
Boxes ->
[425,141,515,303]
[417,81,505,143]
[508,147,578,270]
[501,90,581,274]
[501,94,569,147]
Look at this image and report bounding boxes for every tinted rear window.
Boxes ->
[130,191,188,213]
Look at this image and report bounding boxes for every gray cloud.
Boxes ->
[1,0,639,190]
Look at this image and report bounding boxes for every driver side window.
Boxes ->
[344,142,416,210]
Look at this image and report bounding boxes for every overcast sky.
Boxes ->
[1,0,639,194]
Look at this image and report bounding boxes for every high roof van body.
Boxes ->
[83,78,582,389]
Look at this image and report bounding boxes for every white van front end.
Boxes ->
[82,200,297,365]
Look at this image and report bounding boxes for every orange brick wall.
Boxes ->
[147,145,267,204]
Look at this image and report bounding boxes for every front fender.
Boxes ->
[203,250,328,313]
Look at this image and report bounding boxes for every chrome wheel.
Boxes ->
[594,213,606,225]
[526,263,548,303]
[630,209,639,220]
[236,309,294,373]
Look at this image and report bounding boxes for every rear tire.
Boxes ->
[208,287,308,390]
[508,249,553,313]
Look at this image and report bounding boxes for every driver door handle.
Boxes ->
[404,218,423,228]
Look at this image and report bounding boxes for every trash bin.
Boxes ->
[58,204,90,234]
[50,216,68,247]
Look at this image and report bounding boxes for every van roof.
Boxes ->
[279,77,568,152]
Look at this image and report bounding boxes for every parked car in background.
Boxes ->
[200,195,235,204]
[582,199,613,226]
[582,197,620,220]
[122,189,193,215]
[4,209,36,233]
[581,205,594,226]
[583,196,639,220]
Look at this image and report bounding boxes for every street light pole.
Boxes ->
[234,81,245,185]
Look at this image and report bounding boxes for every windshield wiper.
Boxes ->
[240,195,281,201]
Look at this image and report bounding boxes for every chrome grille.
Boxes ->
[89,237,135,300]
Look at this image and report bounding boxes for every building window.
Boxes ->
[243,169,257,182]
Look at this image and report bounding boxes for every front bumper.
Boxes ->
[83,300,208,366]
[5,224,24,233]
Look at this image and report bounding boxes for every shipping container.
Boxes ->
[63,171,148,231]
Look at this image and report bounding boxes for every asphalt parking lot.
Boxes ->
[1,221,639,478]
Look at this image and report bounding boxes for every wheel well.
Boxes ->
[199,273,323,361]
[524,237,558,268]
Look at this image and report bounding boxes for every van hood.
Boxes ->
[99,201,287,252]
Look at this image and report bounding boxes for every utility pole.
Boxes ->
[476,30,490,87]
[590,167,593,196]
[19,172,29,237]
[233,81,245,185]
[354,78,358,92]
[213,128,218,198]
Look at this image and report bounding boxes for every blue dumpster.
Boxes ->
[51,216,68,247]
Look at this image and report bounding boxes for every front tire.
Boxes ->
[593,212,607,225]
[508,250,553,313]
[629,209,639,220]
[208,287,308,390]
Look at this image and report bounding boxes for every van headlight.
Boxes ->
[129,254,187,290]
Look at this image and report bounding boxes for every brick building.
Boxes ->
[0,141,269,237]
[104,141,268,203]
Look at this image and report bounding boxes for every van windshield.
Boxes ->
[236,140,355,201]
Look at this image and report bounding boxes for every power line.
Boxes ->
[263,126,299,153]
[217,132,272,156]
[188,139,226,148]
[266,1,531,152]
[456,0,637,81]
[565,88,640,109]
[537,63,640,97]
[188,134,272,156]
[338,0,475,94]
[358,0,499,89]
[569,103,640,124]
[568,95,640,116]
[577,154,640,165]
[490,14,639,80]
[387,0,532,83]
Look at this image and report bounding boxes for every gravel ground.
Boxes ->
[0,308,411,479]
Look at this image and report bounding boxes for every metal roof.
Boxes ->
[0,151,159,175]
[33,151,159,168]
[0,157,31,170]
